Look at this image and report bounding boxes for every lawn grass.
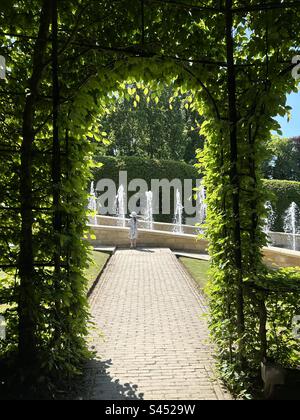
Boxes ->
[179,257,210,291]
[85,251,110,290]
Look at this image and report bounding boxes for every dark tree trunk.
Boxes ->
[248,123,259,250]
[51,0,63,343]
[225,0,245,360]
[51,0,61,273]
[258,296,267,361]
[18,0,52,366]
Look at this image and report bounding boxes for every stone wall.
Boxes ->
[95,215,200,235]
[89,224,208,252]
[262,246,300,268]
[87,224,300,268]
[95,216,300,251]
[268,231,300,251]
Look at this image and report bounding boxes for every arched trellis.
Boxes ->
[0,0,300,395]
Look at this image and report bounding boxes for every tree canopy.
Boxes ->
[262,135,300,181]
[97,83,204,163]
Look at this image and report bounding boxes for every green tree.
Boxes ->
[97,83,204,163]
[262,135,300,181]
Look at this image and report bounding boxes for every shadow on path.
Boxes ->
[135,248,155,253]
[75,359,144,400]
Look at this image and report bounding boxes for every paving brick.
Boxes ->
[81,248,231,400]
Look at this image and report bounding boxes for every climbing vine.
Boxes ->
[197,2,300,396]
[0,0,300,398]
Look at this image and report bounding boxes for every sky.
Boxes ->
[275,91,300,138]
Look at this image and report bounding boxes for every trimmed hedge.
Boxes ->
[94,155,199,183]
[93,156,300,230]
[263,179,300,232]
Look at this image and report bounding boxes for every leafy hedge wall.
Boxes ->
[93,156,300,231]
[264,179,300,232]
[94,155,199,184]
[93,156,200,223]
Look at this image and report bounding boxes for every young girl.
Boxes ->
[129,211,138,248]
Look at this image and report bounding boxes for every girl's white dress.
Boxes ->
[129,218,138,240]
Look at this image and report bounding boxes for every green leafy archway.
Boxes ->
[1,0,300,397]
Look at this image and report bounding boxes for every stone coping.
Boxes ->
[94,215,199,234]
[88,223,201,240]
[263,246,300,268]
[265,245,300,257]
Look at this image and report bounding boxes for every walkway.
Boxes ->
[80,248,231,400]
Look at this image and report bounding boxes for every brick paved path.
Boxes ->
[82,248,231,400]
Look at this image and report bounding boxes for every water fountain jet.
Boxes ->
[88,182,97,225]
[173,189,184,234]
[144,191,153,230]
[263,201,275,247]
[198,181,207,233]
[115,185,126,227]
[284,202,299,251]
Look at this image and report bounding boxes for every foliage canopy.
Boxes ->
[0,0,300,398]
